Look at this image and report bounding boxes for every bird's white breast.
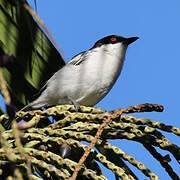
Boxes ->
[68,43,127,105]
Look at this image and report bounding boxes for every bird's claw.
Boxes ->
[68,96,81,112]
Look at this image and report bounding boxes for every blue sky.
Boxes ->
[2,0,180,179]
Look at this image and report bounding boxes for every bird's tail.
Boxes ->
[3,100,46,130]
[3,99,47,130]
[20,99,47,111]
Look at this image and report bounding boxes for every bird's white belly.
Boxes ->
[67,67,112,106]
[75,80,110,106]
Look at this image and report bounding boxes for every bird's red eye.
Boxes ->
[110,37,117,43]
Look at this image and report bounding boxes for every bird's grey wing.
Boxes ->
[68,51,88,66]
[34,51,88,97]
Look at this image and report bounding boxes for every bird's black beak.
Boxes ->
[123,37,139,45]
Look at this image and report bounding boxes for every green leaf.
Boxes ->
[0,0,65,109]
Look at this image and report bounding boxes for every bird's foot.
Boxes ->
[68,96,81,112]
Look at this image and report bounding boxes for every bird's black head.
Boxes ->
[91,35,139,49]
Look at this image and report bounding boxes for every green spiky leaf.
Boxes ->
[0,0,65,110]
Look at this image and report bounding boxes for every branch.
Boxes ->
[71,103,163,179]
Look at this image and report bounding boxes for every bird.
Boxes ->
[23,35,139,111]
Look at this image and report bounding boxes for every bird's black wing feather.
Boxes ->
[68,51,88,66]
